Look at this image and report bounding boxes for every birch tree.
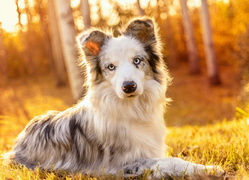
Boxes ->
[15,0,33,74]
[0,23,8,84]
[163,1,178,68]
[136,0,145,16]
[200,0,221,85]
[80,0,91,30]
[180,0,200,74]
[47,0,67,86]
[54,0,84,101]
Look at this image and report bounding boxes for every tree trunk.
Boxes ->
[180,0,200,74]
[0,23,8,84]
[136,0,145,16]
[54,0,84,101]
[80,0,91,30]
[15,0,33,75]
[47,0,67,86]
[162,1,178,68]
[24,0,35,74]
[200,0,221,85]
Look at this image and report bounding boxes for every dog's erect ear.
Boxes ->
[124,18,156,44]
[77,30,108,57]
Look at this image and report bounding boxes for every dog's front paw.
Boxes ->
[200,165,225,175]
[162,159,225,179]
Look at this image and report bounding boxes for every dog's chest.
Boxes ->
[88,100,166,169]
[102,119,166,169]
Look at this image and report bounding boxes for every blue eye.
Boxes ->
[133,58,141,65]
[107,64,115,71]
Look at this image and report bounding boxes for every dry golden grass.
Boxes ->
[166,119,249,179]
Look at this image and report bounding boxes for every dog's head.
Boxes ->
[77,18,167,99]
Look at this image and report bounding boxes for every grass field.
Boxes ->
[0,72,248,179]
[1,119,249,179]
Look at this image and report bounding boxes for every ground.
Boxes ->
[0,63,248,179]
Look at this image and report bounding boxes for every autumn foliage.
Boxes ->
[0,0,248,81]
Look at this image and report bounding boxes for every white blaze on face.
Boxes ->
[100,36,148,99]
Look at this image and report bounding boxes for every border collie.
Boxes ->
[5,18,223,179]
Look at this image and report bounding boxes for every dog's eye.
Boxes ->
[133,58,141,65]
[107,64,116,71]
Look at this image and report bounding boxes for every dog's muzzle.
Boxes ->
[122,81,137,94]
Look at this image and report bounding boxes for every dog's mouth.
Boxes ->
[118,93,139,99]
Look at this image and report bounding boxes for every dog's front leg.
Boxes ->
[122,157,224,179]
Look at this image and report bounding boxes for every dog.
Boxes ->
[5,18,224,179]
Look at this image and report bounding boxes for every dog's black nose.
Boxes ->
[122,81,137,94]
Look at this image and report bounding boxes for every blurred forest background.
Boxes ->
[0,0,249,131]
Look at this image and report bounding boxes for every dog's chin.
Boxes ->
[116,91,143,100]
[124,94,138,99]
[119,94,138,99]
